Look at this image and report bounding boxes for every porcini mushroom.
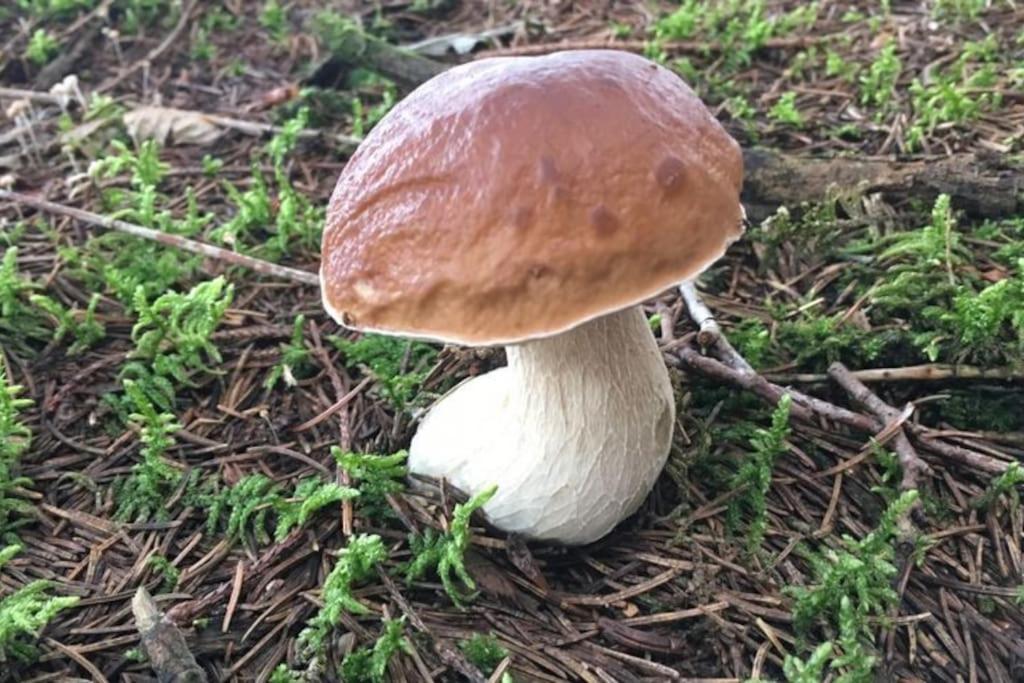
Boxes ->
[321,50,744,545]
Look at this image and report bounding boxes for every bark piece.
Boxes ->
[132,586,207,683]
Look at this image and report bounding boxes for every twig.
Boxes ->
[910,435,1009,475]
[675,281,1012,477]
[766,363,1024,383]
[670,345,875,431]
[132,586,207,682]
[679,281,754,373]
[668,345,1011,475]
[293,377,373,432]
[679,281,721,346]
[827,362,932,492]
[0,190,320,286]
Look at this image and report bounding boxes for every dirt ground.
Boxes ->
[2,1,1024,681]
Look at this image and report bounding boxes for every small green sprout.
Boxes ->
[268,664,299,683]
[783,641,833,683]
[460,633,512,679]
[311,10,359,53]
[332,334,438,410]
[113,379,184,523]
[29,293,105,355]
[273,478,359,541]
[120,277,234,406]
[190,26,215,61]
[728,394,792,553]
[351,84,397,140]
[769,92,804,127]
[205,474,284,544]
[974,462,1024,510]
[147,554,180,591]
[0,368,34,541]
[0,545,80,663]
[340,617,411,683]
[333,448,407,520]
[215,108,323,257]
[201,154,223,177]
[0,248,50,345]
[264,315,311,389]
[260,0,287,41]
[204,473,359,545]
[859,40,901,111]
[25,29,60,65]
[124,647,146,662]
[405,485,497,606]
[786,490,919,680]
[932,0,988,21]
[298,534,388,655]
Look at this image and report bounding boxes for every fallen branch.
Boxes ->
[306,24,447,90]
[827,362,932,492]
[0,190,320,287]
[671,340,1012,474]
[741,147,1023,220]
[669,345,874,432]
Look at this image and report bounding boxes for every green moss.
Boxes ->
[404,485,496,606]
[113,380,184,523]
[727,394,792,553]
[786,491,919,681]
[333,448,407,521]
[0,545,79,663]
[459,633,510,675]
[0,369,34,541]
[340,618,410,683]
[332,334,437,410]
[298,534,388,656]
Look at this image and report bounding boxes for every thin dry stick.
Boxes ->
[679,281,754,373]
[672,345,1010,474]
[676,282,1012,476]
[0,190,320,286]
[827,362,933,491]
[767,363,1024,384]
[679,281,721,345]
[669,345,876,432]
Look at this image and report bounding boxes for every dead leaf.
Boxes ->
[123,106,223,146]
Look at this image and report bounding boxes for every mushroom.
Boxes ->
[320,50,744,545]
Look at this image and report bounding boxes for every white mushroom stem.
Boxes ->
[408,305,676,545]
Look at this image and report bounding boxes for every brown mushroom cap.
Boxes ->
[320,49,744,346]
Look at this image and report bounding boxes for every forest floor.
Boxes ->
[1,1,1024,681]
